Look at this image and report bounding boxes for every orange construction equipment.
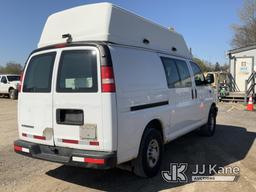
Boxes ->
[247,96,254,111]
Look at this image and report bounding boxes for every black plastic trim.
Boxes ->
[131,101,169,111]
[14,140,117,170]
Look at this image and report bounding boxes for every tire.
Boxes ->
[9,89,18,100]
[199,106,216,136]
[133,127,163,177]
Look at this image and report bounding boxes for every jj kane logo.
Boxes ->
[162,163,240,183]
[162,163,188,183]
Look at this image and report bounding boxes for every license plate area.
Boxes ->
[80,124,97,140]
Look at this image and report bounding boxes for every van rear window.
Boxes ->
[57,50,98,92]
[23,52,56,92]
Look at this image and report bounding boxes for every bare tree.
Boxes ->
[231,0,256,48]
[214,62,221,71]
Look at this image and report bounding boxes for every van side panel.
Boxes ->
[109,45,170,164]
[101,93,118,151]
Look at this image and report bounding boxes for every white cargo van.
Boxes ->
[14,3,217,177]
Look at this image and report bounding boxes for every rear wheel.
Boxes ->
[199,106,216,136]
[133,127,163,177]
[9,89,18,100]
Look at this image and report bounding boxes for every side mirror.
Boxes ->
[205,74,214,84]
[2,79,7,84]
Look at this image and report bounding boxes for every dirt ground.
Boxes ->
[1,99,256,192]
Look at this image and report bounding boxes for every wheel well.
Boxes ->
[145,119,164,141]
[135,119,164,159]
[8,87,14,93]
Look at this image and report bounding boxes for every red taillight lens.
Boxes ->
[84,157,105,165]
[62,139,79,144]
[89,141,99,146]
[14,144,30,153]
[101,66,116,92]
[14,145,22,152]
[33,135,46,140]
[18,71,24,92]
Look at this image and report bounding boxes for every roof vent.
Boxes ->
[142,38,150,45]
[172,47,177,52]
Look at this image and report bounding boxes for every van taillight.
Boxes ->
[18,72,24,92]
[101,66,116,92]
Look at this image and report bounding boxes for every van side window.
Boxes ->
[57,50,98,92]
[7,75,20,82]
[190,62,205,86]
[1,76,7,83]
[175,59,192,88]
[161,57,181,88]
[23,52,56,92]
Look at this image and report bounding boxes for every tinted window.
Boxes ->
[7,75,20,82]
[161,57,181,88]
[190,62,205,86]
[57,50,98,92]
[23,52,56,92]
[175,59,192,88]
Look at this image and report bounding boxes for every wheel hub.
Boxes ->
[147,139,160,168]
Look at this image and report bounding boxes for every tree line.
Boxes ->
[193,57,229,73]
[0,62,23,74]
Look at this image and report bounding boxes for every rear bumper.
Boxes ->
[14,140,117,169]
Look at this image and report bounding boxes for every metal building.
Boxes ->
[227,44,256,102]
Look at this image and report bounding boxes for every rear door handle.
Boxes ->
[56,109,84,125]
[191,89,194,99]
[195,89,197,99]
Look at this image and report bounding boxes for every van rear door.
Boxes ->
[18,51,57,146]
[52,47,104,151]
